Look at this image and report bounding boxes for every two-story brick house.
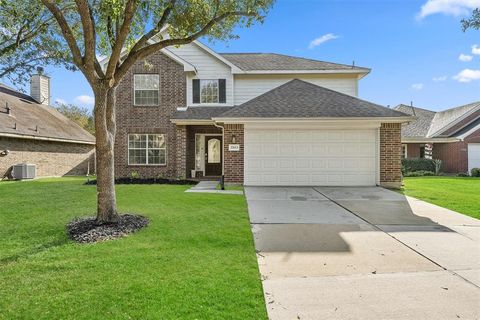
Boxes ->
[112,39,412,188]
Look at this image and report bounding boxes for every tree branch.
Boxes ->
[105,0,138,80]
[75,0,96,71]
[116,10,256,80]
[41,0,84,71]
[130,0,176,54]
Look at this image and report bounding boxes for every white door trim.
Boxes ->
[195,133,223,176]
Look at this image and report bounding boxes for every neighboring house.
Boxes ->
[112,39,412,188]
[395,103,480,174]
[0,74,95,178]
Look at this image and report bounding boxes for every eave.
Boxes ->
[0,132,96,145]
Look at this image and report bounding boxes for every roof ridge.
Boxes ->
[219,52,370,70]
[395,104,437,114]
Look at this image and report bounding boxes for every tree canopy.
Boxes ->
[0,1,73,87]
[462,8,480,32]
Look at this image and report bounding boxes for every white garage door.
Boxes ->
[244,127,378,186]
[468,143,480,172]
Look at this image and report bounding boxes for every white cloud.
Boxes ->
[74,95,95,106]
[459,53,473,61]
[472,44,480,55]
[417,0,480,19]
[308,33,339,49]
[54,98,67,105]
[411,83,425,90]
[453,69,480,82]
[433,75,447,82]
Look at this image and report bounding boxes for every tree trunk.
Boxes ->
[93,85,118,224]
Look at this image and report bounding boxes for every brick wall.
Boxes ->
[0,137,94,177]
[432,128,480,173]
[223,124,244,184]
[114,51,186,179]
[380,123,402,188]
[175,125,187,179]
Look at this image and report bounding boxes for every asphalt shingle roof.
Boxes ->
[394,102,480,139]
[394,104,436,137]
[220,53,370,72]
[171,106,234,120]
[217,79,409,119]
[0,84,95,144]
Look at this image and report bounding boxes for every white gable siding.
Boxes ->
[233,74,358,105]
[168,43,234,106]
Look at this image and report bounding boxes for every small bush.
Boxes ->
[402,158,435,173]
[471,168,480,177]
[403,170,435,177]
[457,172,470,177]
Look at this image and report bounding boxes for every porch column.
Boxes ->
[380,123,402,189]
[223,124,244,184]
[175,125,187,179]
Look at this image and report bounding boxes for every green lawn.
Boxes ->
[0,177,266,320]
[401,176,480,219]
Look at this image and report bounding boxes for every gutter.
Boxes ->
[401,137,460,143]
[211,116,415,124]
[0,132,96,145]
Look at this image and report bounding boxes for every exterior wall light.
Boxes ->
[231,134,236,144]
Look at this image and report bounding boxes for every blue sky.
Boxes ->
[19,0,480,112]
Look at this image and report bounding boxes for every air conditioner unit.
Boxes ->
[12,164,36,179]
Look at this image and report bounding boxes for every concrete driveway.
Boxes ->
[245,186,480,320]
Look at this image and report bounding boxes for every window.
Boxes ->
[200,79,219,103]
[134,74,159,106]
[128,134,166,165]
[420,146,425,158]
[401,144,407,159]
[207,138,221,163]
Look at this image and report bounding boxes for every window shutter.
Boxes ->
[192,79,200,104]
[219,79,226,103]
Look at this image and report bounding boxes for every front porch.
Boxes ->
[177,124,223,180]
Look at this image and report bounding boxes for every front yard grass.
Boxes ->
[0,177,266,319]
[401,176,480,219]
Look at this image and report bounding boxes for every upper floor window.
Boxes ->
[128,134,166,165]
[134,74,159,106]
[200,79,219,103]
[192,79,226,104]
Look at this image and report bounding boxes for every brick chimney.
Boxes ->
[30,67,50,106]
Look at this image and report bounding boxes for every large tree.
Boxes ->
[56,102,95,135]
[36,0,272,223]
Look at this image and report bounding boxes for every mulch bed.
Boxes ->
[67,214,149,244]
[84,178,197,185]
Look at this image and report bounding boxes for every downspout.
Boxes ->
[213,121,225,190]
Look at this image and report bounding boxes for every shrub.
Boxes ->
[432,159,442,175]
[401,158,435,173]
[471,168,480,177]
[404,170,436,177]
[457,172,470,177]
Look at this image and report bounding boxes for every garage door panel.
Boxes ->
[245,128,377,186]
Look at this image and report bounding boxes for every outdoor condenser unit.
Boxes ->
[12,164,36,180]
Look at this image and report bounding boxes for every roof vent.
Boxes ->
[30,67,51,106]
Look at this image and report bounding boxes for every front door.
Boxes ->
[205,136,222,176]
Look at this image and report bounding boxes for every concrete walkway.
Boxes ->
[245,186,480,320]
[185,181,243,195]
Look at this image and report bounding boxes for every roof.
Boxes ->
[394,101,480,139]
[220,53,370,72]
[394,104,436,137]
[216,79,410,119]
[427,102,480,137]
[171,106,234,121]
[0,84,95,144]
